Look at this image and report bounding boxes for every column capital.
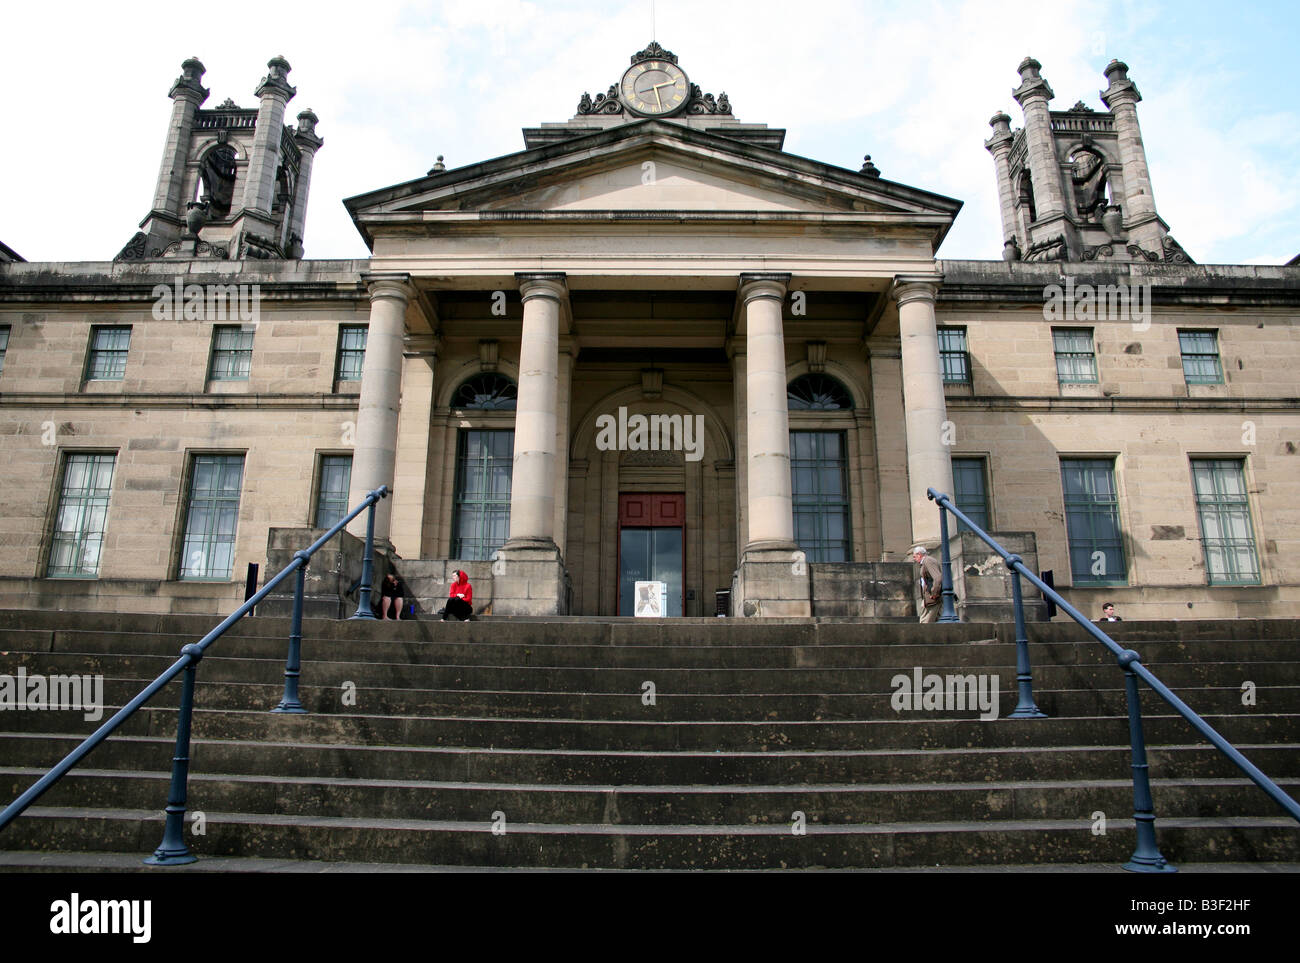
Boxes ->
[890,275,943,306]
[516,272,568,302]
[1101,60,1142,109]
[738,272,790,303]
[362,273,413,303]
[168,57,209,103]
[1012,56,1054,107]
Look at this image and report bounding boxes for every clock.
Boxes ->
[620,59,689,116]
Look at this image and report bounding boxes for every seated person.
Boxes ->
[1099,602,1122,622]
[380,571,408,621]
[443,569,473,621]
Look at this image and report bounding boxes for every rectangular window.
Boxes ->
[335,325,367,383]
[790,430,852,562]
[315,455,353,529]
[1191,458,1260,584]
[951,457,991,534]
[0,325,10,376]
[937,326,971,385]
[1179,330,1224,385]
[451,430,513,560]
[180,454,245,580]
[85,326,131,381]
[209,326,254,381]
[1061,458,1126,584]
[47,453,116,577]
[1053,328,1098,384]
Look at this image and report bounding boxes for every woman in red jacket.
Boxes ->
[443,570,473,621]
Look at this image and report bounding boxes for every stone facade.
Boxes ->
[0,51,1296,621]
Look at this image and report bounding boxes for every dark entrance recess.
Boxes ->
[618,493,685,617]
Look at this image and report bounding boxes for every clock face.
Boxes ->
[620,60,689,116]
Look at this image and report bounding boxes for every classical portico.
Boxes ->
[341,42,962,616]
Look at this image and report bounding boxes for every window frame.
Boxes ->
[208,325,255,382]
[450,428,514,561]
[0,324,11,378]
[951,456,992,534]
[313,453,353,530]
[1052,327,1099,385]
[334,324,368,387]
[84,325,132,382]
[1190,457,1260,585]
[46,451,117,578]
[1060,457,1128,586]
[937,326,972,387]
[177,453,246,581]
[1178,329,1224,386]
[789,429,853,563]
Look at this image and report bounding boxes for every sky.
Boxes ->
[2,0,1297,265]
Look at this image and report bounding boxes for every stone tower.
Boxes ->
[985,58,1190,263]
[116,57,323,261]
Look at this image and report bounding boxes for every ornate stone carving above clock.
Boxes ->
[576,42,732,119]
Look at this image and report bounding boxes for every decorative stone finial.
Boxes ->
[170,57,209,102]
[1013,55,1053,106]
[1101,59,1140,107]
[427,155,446,175]
[860,155,880,178]
[631,41,678,65]
[296,108,318,134]
[256,55,296,99]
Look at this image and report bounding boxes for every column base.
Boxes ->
[735,543,811,618]
[490,539,569,616]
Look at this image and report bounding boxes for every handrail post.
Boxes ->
[350,495,378,620]
[144,645,203,865]
[1118,649,1176,873]
[1007,558,1046,719]
[273,555,309,713]
[937,498,959,623]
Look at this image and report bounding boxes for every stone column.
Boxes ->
[984,111,1020,253]
[893,277,954,545]
[239,56,296,219]
[141,58,208,251]
[1101,60,1163,248]
[1012,58,1068,237]
[741,274,796,550]
[286,109,324,258]
[553,337,576,556]
[734,273,809,617]
[347,274,411,546]
[493,273,569,615]
[389,332,439,560]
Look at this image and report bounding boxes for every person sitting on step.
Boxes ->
[443,570,474,621]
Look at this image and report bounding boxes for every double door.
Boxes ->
[617,493,684,617]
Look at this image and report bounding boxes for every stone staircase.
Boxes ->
[1,610,1298,870]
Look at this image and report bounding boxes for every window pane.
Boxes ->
[789,430,851,562]
[180,455,244,580]
[48,453,116,577]
[452,430,514,560]
[1191,458,1259,584]
[1060,458,1126,584]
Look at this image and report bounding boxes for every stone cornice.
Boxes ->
[0,392,359,410]
[944,395,1300,413]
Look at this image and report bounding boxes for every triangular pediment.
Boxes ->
[345,121,961,245]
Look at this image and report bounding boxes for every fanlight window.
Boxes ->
[787,374,853,411]
[454,373,517,410]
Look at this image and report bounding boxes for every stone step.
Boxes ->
[23,677,1300,719]
[7,732,1300,784]
[7,806,1298,868]
[7,629,1296,668]
[6,703,1298,752]
[6,769,1296,825]
[7,650,1298,693]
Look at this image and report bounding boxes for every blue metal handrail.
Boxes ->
[0,485,390,865]
[927,487,1300,873]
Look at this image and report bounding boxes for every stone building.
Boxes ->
[0,47,1296,621]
